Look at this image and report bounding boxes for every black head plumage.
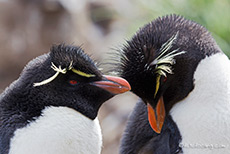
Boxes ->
[50,44,101,77]
[119,14,221,111]
[21,44,102,87]
[119,14,223,153]
[1,44,115,121]
[0,44,130,153]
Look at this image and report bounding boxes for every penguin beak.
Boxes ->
[147,96,165,134]
[92,75,131,94]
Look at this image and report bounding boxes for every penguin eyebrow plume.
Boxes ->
[71,69,96,78]
[33,62,70,87]
[150,32,186,97]
[150,32,186,77]
[34,61,96,87]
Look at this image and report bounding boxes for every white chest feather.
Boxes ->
[9,107,102,154]
[170,53,230,154]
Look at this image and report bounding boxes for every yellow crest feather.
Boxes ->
[151,32,186,97]
[71,69,96,78]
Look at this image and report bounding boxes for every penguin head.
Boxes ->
[17,44,130,120]
[119,15,221,133]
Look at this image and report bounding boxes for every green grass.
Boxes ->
[127,0,230,56]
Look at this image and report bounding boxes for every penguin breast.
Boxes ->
[170,53,230,153]
[9,106,102,154]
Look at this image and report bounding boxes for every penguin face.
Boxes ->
[119,15,221,133]
[15,44,130,120]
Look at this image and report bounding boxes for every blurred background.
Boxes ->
[0,0,229,153]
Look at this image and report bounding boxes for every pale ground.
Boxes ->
[0,1,140,153]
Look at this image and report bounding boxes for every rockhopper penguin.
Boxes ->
[0,44,131,154]
[119,15,230,154]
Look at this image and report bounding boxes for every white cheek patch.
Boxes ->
[170,53,230,153]
[9,106,102,154]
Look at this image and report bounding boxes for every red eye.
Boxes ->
[69,80,78,85]
[163,77,167,82]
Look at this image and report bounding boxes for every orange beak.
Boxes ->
[93,75,131,94]
[147,96,166,134]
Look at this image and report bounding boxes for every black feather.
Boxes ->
[0,44,113,153]
[119,14,222,154]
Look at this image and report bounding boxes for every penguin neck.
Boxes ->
[170,53,230,151]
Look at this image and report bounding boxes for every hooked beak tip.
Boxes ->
[147,96,166,134]
[93,75,131,94]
